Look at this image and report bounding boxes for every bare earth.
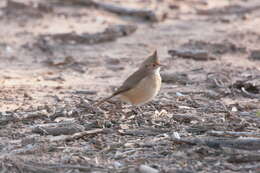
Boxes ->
[0,0,260,172]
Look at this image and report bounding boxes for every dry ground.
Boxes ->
[0,0,260,172]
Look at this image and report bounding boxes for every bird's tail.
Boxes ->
[94,94,117,106]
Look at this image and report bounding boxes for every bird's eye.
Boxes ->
[152,63,156,67]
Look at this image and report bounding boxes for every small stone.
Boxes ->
[231,106,238,112]
[249,50,260,60]
[113,161,123,169]
[176,92,185,97]
[172,132,181,139]
[5,46,13,53]
[138,165,159,173]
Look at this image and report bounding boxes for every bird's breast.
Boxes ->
[120,73,162,105]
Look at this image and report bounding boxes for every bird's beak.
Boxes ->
[156,62,166,67]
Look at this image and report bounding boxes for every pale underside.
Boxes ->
[119,71,161,106]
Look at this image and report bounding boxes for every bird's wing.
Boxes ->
[95,68,148,106]
[113,68,149,95]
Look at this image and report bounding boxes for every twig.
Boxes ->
[241,87,260,99]
[207,130,260,138]
[168,49,216,61]
[9,144,52,156]
[171,137,260,150]
[161,72,189,84]
[197,4,260,16]
[5,158,53,173]
[32,121,85,136]
[54,0,162,22]
[0,110,48,125]
[227,154,260,163]
[118,128,169,136]
[92,1,159,22]
[171,114,199,123]
[226,164,260,172]
[3,157,107,172]
[62,128,104,141]
[40,24,137,44]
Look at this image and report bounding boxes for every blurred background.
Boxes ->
[1,0,259,110]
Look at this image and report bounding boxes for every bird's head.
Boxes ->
[141,50,164,73]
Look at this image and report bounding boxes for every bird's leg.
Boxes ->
[136,106,143,115]
[111,100,125,115]
[131,105,144,116]
[149,102,157,111]
[131,105,146,127]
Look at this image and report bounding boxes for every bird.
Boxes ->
[95,50,164,107]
